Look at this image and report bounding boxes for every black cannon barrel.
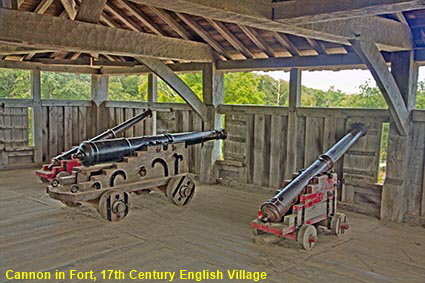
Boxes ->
[260,123,367,223]
[74,129,227,166]
[49,109,152,167]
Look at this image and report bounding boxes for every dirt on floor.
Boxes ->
[0,169,424,283]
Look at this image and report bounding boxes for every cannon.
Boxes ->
[47,129,227,221]
[35,109,152,184]
[251,124,367,249]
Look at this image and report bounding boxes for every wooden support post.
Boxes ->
[200,63,224,183]
[350,40,409,136]
[381,51,418,222]
[148,73,157,135]
[31,70,43,163]
[138,57,208,121]
[285,68,301,179]
[91,75,108,136]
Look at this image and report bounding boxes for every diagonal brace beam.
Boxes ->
[350,39,409,135]
[137,57,208,121]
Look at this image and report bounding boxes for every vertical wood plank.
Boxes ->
[57,106,64,153]
[72,107,79,146]
[269,115,284,188]
[64,107,72,150]
[253,114,265,186]
[304,117,324,166]
[79,107,87,141]
[41,106,49,161]
[48,107,58,158]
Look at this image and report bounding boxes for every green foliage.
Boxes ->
[41,72,90,100]
[109,75,148,101]
[0,68,31,98]
[157,73,203,103]
[0,68,425,110]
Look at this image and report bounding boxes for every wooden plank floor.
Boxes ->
[1,169,425,283]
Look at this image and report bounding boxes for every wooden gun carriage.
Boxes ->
[47,129,227,221]
[251,124,367,249]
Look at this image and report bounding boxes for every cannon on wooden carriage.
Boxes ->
[251,124,367,250]
[47,129,227,221]
[35,109,153,185]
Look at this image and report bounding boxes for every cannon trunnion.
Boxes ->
[251,124,367,249]
[47,130,227,221]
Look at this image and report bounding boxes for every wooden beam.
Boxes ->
[148,74,158,135]
[273,0,425,25]
[60,0,77,20]
[91,75,109,135]
[31,70,43,163]
[31,58,137,68]
[0,8,214,62]
[149,7,193,40]
[1,0,18,9]
[285,68,301,179]
[130,0,412,51]
[299,17,413,52]
[120,0,167,36]
[273,32,301,57]
[0,44,53,55]
[207,19,255,59]
[392,51,418,110]
[200,63,224,183]
[105,2,142,32]
[306,38,328,55]
[75,0,106,23]
[34,0,54,14]
[0,59,99,73]
[350,40,409,135]
[216,52,387,71]
[238,25,276,58]
[137,57,207,121]
[177,13,231,60]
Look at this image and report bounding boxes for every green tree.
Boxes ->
[0,68,30,98]
[109,75,148,101]
[41,72,90,99]
[224,72,265,104]
[340,80,387,108]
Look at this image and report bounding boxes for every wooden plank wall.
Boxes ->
[218,105,390,218]
[0,104,34,167]
[41,102,92,162]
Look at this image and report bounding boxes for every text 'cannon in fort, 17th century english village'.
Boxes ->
[251,124,367,250]
[35,109,153,185]
[47,129,227,221]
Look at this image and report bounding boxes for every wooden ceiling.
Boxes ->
[1,0,425,72]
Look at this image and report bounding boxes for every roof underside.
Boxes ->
[1,0,425,72]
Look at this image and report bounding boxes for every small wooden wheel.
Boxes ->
[331,213,349,236]
[51,172,71,187]
[297,224,318,250]
[98,190,130,222]
[165,175,195,207]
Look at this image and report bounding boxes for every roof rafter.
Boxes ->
[149,7,193,40]
[238,25,276,58]
[177,13,232,60]
[273,0,425,25]
[129,0,412,51]
[207,19,255,59]
[119,0,167,36]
